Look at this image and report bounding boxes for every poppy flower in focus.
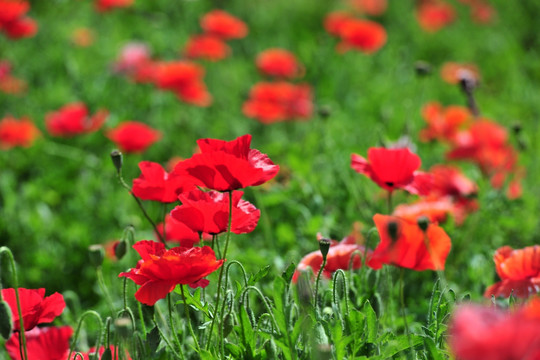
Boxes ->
[170,189,260,235]
[242,81,313,123]
[420,102,472,143]
[368,214,451,271]
[256,49,303,79]
[293,233,371,283]
[119,240,223,305]
[351,147,432,195]
[132,161,196,203]
[173,134,279,191]
[1,288,66,331]
[75,346,132,360]
[5,326,73,360]
[0,116,40,149]
[0,1,37,40]
[440,62,480,85]
[449,302,540,360]
[152,60,212,106]
[156,214,209,247]
[45,102,108,137]
[70,27,95,47]
[106,121,161,153]
[183,34,230,61]
[350,0,388,16]
[95,0,134,12]
[336,18,387,54]
[484,245,540,299]
[323,11,355,36]
[416,1,456,32]
[200,10,248,40]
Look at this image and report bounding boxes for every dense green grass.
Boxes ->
[1,0,540,358]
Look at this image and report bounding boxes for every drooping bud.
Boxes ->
[0,300,13,340]
[88,244,105,267]
[387,221,399,241]
[114,240,127,260]
[417,216,430,232]
[110,149,123,175]
[223,312,234,338]
[114,317,133,339]
[414,61,432,77]
[318,105,331,119]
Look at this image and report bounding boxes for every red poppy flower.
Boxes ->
[200,10,248,40]
[170,189,260,235]
[416,1,456,32]
[484,246,540,299]
[292,233,371,283]
[45,102,108,137]
[350,0,388,16]
[106,121,161,153]
[6,326,73,360]
[95,0,134,12]
[70,27,95,47]
[449,302,540,360]
[152,60,212,106]
[393,197,455,224]
[0,1,29,24]
[132,161,196,203]
[351,147,432,195]
[255,49,303,79]
[113,42,152,79]
[367,214,451,271]
[2,16,37,39]
[1,288,66,331]
[74,346,132,360]
[156,214,208,247]
[440,62,480,85]
[173,134,279,191]
[336,19,387,54]
[470,2,496,24]
[0,116,40,149]
[242,81,313,123]
[0,1,37,40]
[420,102,472,143]
[119,240,224,305]
[323,11,355,36]
[184,34,230,61]
[0,60,26,94]
[429,164,477,199]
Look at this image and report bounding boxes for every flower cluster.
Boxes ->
[45,102,108,137]
[324,11,386,54]
[0,0,37,39]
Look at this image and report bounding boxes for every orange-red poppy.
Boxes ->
[0,115,40,149]
[106,121,161,153]
[255,49,303,79]
[350,0,388,16]
[416,1,456,33]
[440,62,480,85]
[200,10,248,40]
[336,18,387,54]
[183,34,230,61]
[420,102,472,143]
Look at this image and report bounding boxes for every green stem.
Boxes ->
[0,247,28,360]
[96,267,115,316]
[399,269,414,358]
[314,256,327,312]
[167,293,183,354]
[136,300,147,340]
[387,190,393,214]
[181,285,201,351]
[205,190,233,351]
[152,318,184,360]
[68,310,103,360]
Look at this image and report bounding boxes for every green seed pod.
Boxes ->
[0,300,13,340]
[88,245,105,267]
[110,150,123,174]
[318,238,331,259]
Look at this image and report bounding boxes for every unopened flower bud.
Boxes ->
[88,244,104,267]
[318,238,331,259]
[414,61,432,76]
[0,300,13,340]
[511,122,522,134]
[318,106,331,119]
[114,240,127,260]
[264,339,278,359]
[387,221,399,241]
[114,317,133,339]
[417,216,430,232]
[110,150,123,174]
[223,312,234,338]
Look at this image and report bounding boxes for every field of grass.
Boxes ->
[1,0,540,358]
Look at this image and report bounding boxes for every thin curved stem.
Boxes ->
[152,318,184,360]
[314,256,327,312]
[167,293,182,354]
[181,285,201,351]
[68,310,103,360]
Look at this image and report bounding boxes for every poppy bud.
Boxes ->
[223,312,234,338]
[511,122,522,134]
[387,221,399,241]
[114,240,127,260]
[414,61,432,76]
[0,300,13,340]
[318,238,331,260]
[264,339,278,359]
[318,106,331,119]
[110,149,123,174]
[88,244,105,267]
[114,317,132,339]
[417,216,430,232]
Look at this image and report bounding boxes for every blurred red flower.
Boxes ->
[323,11,354,36]
[173,134,279,191]
[429,164,477,199]
[45,102,108,137]
[440,62,480,85]
[6,326,73,360]
[170,189,260,235]
[113,42,153,81]
[70,27,95,47]
[350,0,388,16]
[351,147,432,195]
[1,288,66,331]
[95,0,134,12]
[335,18,387,54]
[119,240,223,305]
[368,214,451,271]
[242,81,313,123]
[184,34,230,61]
[0,60,26,94]
[470,2,496,24]
[75,346,131,360]
[0,116,40,149]
[106,121,161,153]
[156,214,208,247]
[256,49,303,79]
[132,161,196,203]
[292,233,371,283]
[449,301,540,360]
[393,197,455,224]
[416,1,456,32]
[419,102,472,143]
[484,245,540,299]
[200,10,248,40]
[152,60,212,106]
[0,0,37,39]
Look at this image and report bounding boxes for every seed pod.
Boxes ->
[88,245,105,267]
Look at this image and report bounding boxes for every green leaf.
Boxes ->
[226,343,242,358]
[363,300,377,344]
[198,349,215,360]
[248,265,271,286]
[147,326,160,354]
[281,262,297,284]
